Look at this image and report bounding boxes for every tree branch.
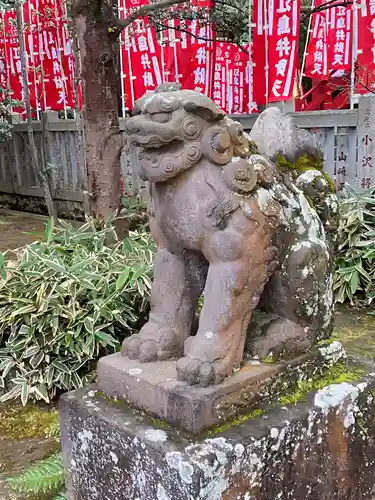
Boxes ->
[153,20,216,42]
[301,0,353,14]
[153,19,249,52]
[114,0,189,31]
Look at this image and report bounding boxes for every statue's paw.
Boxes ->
[176,356,227,387]
[249,319,311,361]
[121,322,183,362]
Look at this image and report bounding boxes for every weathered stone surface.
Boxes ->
[120,83,336,391]
[61,364,375,500]
[97,352,313,433]
[97,341,346,433]
[249,107,317,163]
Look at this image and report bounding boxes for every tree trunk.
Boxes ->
[72,0,124,227]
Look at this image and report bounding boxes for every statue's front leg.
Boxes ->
[122,248,207,362]
[176,221,277,387]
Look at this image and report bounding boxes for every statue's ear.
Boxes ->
[182,94,225,122]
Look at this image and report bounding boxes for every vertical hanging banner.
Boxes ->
[166,0,214,95]
[267,0,301,102]
[327,5,352,72]
[23,0,43,114]
[119,0,162,111]
[304,0,329,79]
[0,13,9,96]
[228,45,247,114]
[3,11,25,112]
[356,0,375,94]
[304,2,352,80]
[37,0,75,111]
[162,16,190,84]
[252,0,300,103]
[244,42,259,113]
[211,42,231,112]
[252,0,267,105]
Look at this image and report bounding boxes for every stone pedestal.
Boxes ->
[96,352,317,434]
[61,369,375,500]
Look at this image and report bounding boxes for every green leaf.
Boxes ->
[10,304,36,317]
[44,218,55,244]
[21,383,29,406]
[71,372,82,388]
[34,383,49,403]
[350,270,360,294]
[84,317,94,334]
[0,216,154,404]
[30,351,44,369]
[116,268,130,290]
[1,358,15,378]
[24,345,41,358]
[94,331,118,346]
[7,452,64,494]
[52,360,71,374]
[42,260,67,274]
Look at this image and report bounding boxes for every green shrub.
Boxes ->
[334,185,375,304]
[0,217,155,404]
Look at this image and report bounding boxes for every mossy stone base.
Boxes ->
[96,342,347,434]
[61,364,375,500]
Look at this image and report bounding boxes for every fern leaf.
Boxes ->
[46,419,61,439]
[53,492,67,500]
[7,452,65,494]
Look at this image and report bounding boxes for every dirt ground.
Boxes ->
[0,209,48,253]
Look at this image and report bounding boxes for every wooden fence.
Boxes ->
[1,98,374,215]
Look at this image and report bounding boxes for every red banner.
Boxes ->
[305,1,352,80]
[0,13,9,100]
[0,0,75,114]
[253,0,301,103]
[267,0,301,102]
[305,3,329,79]
[120,0,163,110]
[228,45,248,114]
[4,11,25,112]
[327,5,352,72]
[212,42,230,112]
[356,0,375,94]
[245,42,258,113]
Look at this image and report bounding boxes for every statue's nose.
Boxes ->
[124,118,141,134]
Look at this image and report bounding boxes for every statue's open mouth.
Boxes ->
[129,133,184,150]
[129,135,172,149]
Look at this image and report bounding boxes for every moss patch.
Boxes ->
[275,152,335,193]
[0,404,58,440]
[248,140,260,155]
[278,363,368,406]
[205,408,264,437]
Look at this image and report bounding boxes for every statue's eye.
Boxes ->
[150,112,171,123]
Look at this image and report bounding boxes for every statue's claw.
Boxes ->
[176,356,227,387]
[121,321,184,362]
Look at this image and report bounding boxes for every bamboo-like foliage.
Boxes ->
[334,185,375,305]
[0,216,155,404]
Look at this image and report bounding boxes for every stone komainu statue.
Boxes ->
[122,84,339,387]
